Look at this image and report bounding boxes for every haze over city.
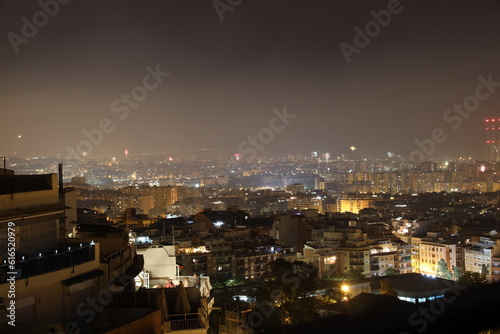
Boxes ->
[1,0,500,160]
[4,2,500,334]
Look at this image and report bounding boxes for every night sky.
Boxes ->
[1,0,500,160]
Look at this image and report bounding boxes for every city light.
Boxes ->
[1,1,499,332]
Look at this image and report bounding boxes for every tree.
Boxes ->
[385,267,400,276]
[254,259,341,333]
[436,259,452,280]
[453,266,463,281]
[481,264,489,282]
[210,277,226,289]
[458,270,487,286]
[380,279,398,297]
[210,276,252,288]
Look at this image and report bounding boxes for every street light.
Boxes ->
[341,283,350,301]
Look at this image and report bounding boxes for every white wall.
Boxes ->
[138,246,178,278]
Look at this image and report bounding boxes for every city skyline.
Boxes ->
[1,1,500,161]
[3,3,500,330]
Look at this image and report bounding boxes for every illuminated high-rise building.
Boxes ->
[484,118,500,161]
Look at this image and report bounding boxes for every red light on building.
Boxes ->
[484,119,500,160]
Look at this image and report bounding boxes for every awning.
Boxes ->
[61,269,104,286]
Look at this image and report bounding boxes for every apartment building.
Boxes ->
[464,233,500,282]
[419,239,461,276]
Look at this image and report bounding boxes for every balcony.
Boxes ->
[399,266,413,272]
[0,242,96,283]
[166,313,208,333]
[398,250,416,255]
[350,253,365,259]
[351,264,365,270]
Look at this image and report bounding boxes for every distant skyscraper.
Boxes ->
[484,119,500,161]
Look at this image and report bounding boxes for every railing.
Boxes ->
[400,266,413,270]
[401,251,418,256]
[351,264,365,270]
[166,313,208,332]
[175,276,211,297]
[0,243,96,283]
[350,254,364,258]
[101,243,132,263]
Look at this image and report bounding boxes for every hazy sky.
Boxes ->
[1,0,500,161]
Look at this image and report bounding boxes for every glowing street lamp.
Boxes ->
[341,283,350,301]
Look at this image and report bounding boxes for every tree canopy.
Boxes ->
[436,259,452,280]
[380,279,398,297]
[385,267,400,276]
[458,270,488,286]
[252,259,341,333]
